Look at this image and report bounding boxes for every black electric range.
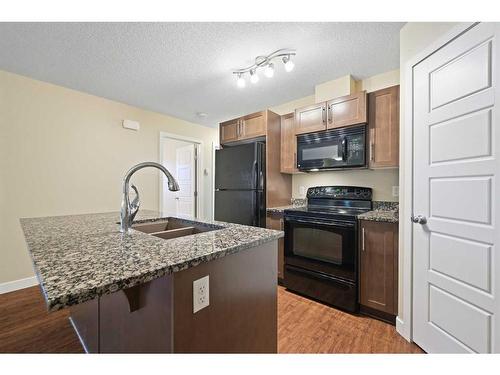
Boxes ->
[283,186,372,312]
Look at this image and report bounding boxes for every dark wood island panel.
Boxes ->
[70,240,278,353]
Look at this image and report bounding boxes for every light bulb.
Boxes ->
[283,55,295,72]
[250,69,259,84]
[264,63,274,78]
[236,74,246,88]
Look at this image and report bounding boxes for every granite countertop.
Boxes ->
[357,202,399,223]
[267,198,306,214]
[20,211,283,312]
[357,209,399,223]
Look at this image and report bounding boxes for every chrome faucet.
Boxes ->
[120,162,179,233]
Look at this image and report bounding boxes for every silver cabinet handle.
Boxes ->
[362,227,365,251]
[411,215,427,225]
[322,107,326,124]
[328,105,333,124]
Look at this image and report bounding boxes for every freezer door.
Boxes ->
[214,190,265,227]
[215,142,264,190]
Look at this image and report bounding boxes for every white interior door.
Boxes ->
[413,23,500,353]
[175,144,196,218]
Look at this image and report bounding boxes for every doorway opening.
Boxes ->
[159,133,202,219]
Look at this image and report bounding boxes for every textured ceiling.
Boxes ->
[0,22,403,127]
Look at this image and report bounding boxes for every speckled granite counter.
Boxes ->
[357,201,399,223]
[20,211,283,312]
[267,198,306,214]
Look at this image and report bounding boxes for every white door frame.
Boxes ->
[159,131,203,219]
[398,22,478,342]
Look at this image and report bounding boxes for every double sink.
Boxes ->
[132,218,222,240]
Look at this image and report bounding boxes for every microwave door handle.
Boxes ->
[341,137,347,161]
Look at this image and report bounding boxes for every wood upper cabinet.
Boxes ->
[280,113,299,174]
[368,85,399,168]
[359,220,398,318]
[266,214,284,281]
[327,91,367,129]
[239,111,267,140]
[294,103,327,135]
[219,111,267,144]
[220,118,240,144]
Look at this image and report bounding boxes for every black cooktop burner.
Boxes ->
[284,185,373,222]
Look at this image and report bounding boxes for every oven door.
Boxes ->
[284,216,357,282]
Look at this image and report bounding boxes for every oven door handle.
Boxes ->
[286,218,355,228]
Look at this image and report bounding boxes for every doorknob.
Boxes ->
[411,215,427,225]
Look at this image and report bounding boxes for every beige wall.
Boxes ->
[397,22,461,329]
[0,70,218,285]
[270,72,401,202]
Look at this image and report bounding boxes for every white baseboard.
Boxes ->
[0,276,39,294]
[396,316,411,342]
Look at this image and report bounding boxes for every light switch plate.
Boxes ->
[193,275,209,313]
[392,186,399,197]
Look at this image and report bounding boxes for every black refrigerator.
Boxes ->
[214,142,266,227]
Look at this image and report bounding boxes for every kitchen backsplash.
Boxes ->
[292,168,399,202]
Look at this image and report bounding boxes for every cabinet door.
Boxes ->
[280,113,299,174]
[359,220,398,315]
[220,119,240,144]
[266,214,284,280]
[294,103,327,135]
[368,85,399,168]
[327,91,367,129]
[239,111,267,140]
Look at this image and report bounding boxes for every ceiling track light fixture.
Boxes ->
[233,48,296,88]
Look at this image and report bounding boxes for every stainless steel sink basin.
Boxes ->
[131,218,221,240]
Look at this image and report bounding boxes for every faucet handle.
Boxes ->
[129,184,140,222]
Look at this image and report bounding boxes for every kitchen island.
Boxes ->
[20,211,282,353]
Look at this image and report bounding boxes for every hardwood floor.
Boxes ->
[0,286,83,353]
[0,285,423,353]
[278,287,423,353]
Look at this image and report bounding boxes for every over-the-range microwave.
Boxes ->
[296,124,367,171]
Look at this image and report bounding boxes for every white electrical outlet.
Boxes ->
[392,186,399,197]
[299,186,307,197]
[193,275,209,313]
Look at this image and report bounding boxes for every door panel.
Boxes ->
[220,119,240,144]
[430,108,492,163]
[327,91,367,129]
[175,144,196,218]
[359,221,398,315]
[294,103,327,135]
[240,112,266,140]
[280,113,299,173]
[430,39,492,109]
[368,86,399,168]
[413,23,500,353]
[214,190,258,226]
[215,143,259,190]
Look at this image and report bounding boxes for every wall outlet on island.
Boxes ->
[193,275,210,313]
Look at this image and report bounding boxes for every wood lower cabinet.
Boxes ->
[368,85,399,168]
[327,91,367,129]
[280,113,300,174]
[359,220,398,323]
[294,103,327,135]
[266,213,284,281]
